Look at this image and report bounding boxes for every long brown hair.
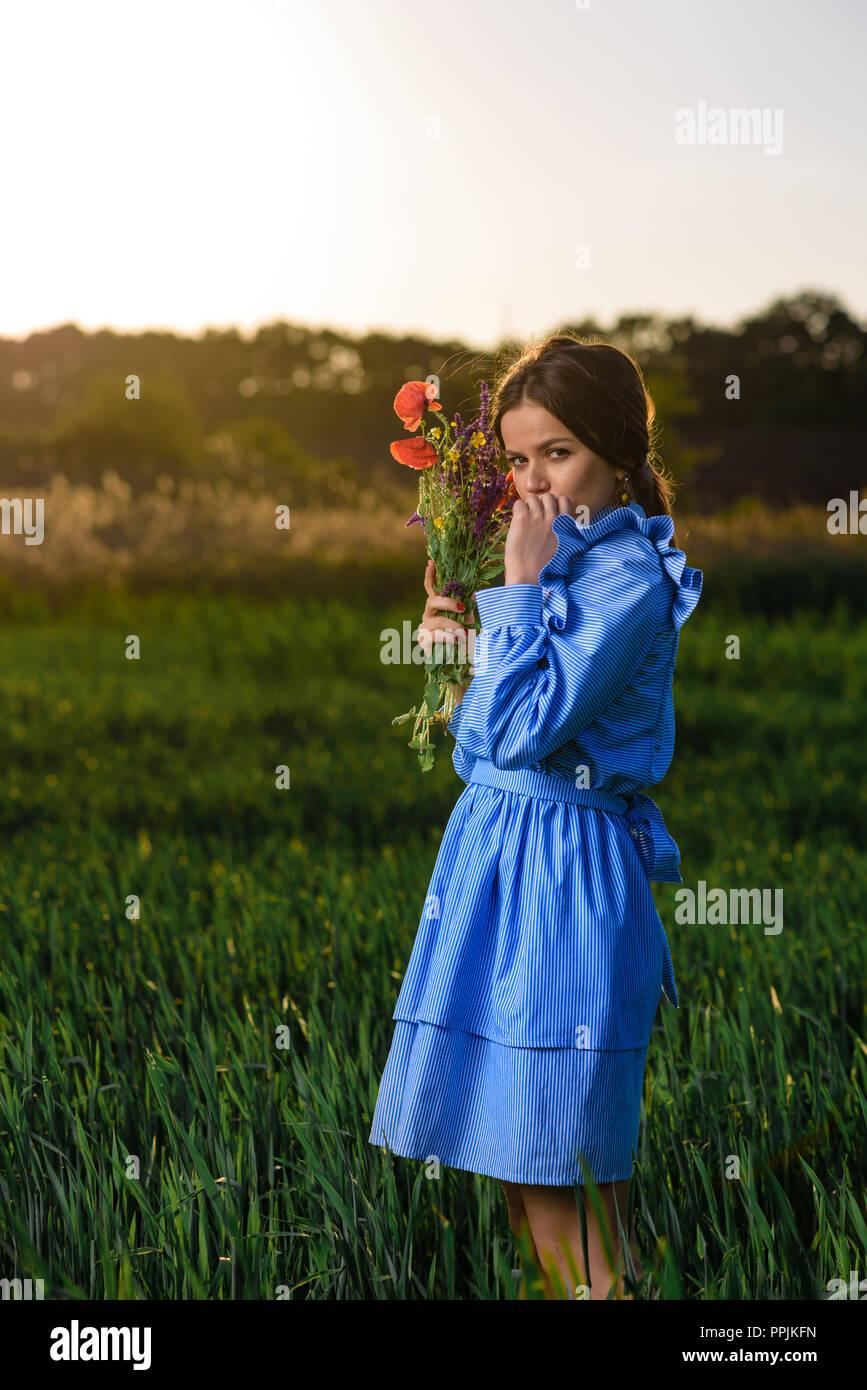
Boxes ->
[489,332,676,522]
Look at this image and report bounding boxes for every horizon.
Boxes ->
[3,281,864,350]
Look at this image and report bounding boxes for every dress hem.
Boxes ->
[367,1134,640,1188]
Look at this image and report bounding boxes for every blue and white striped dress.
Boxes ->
[369,500,703,1185]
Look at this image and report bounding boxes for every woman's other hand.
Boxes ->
[417,557,477,665]
[504,493,572,585]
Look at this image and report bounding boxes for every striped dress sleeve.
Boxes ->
[447,532,671,775]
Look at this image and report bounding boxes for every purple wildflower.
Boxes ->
[441,578,466,603]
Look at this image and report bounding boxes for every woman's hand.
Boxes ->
[504,493,573,585]
[417,557,477,666]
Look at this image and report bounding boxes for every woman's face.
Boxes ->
[500,398,619,519]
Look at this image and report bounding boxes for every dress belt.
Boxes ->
[467,756,683,884]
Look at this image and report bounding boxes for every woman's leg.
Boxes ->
[500,1180,544,1299]
[519,1178,644,1300]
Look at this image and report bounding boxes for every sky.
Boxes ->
[1,0,865,346]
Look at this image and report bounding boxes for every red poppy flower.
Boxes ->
[494,468,518,510]
[389,437,439,469]
[393,379,443,432]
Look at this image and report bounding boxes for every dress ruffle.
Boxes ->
[537,503,703,635]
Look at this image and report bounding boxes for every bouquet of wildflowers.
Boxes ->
[390,377,517,771]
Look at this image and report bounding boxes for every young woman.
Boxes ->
[368,333,703,1299]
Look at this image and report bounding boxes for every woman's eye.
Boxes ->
[507,449,569,465]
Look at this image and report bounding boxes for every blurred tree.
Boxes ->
[204,413,360,505]
[729,290,867,424]
[47,371,203,490]
[650,290,867,426]
[645,365,721,503]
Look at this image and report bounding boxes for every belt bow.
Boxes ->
[623,791,682,883]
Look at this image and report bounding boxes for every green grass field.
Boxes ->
[0,580,864,1299]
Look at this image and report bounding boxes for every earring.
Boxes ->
[617,473,630,505]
